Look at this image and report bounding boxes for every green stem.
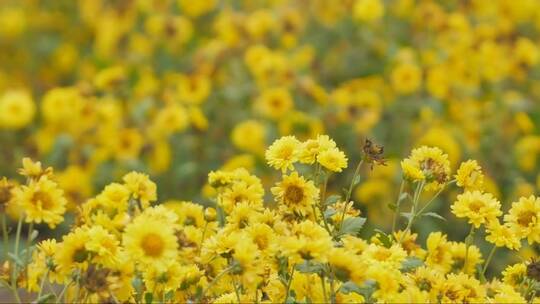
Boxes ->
[463,226,475,272]
[318,174,332,235]
[337,160,364,234]
[415,180,455,217]
[1,214,8,260]
[284,264,295,301]
[25,222,34,278]
[197,221,209,256]
[399,181,424,243]
[231,275,241,303]
[198,265,234,301]
[481,244,497,276]
[56,279,73,303]
[391,180,405,234]
[10,216,23,304]
[37,268,49,299]
[320,274,328,304]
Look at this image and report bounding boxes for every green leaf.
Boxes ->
[477,264,486,283]
[295,261,325,274]
[351,174,361,187]
[337,217,366,237]
[36,293,56,304]
[373,229,393,248]
[216,205,226,228]
[387,203,397,211]
[325,195,341,206]
[398,192,409,202]
[8,253,24,267]
[422,212,446,221]
[400,212,413,221]
[400,257,424,273]
[339,280,376,299]
[144,292,153,304]
[324,208,337,219]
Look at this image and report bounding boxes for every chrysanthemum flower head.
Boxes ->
[485,220,521,250]
[122,171,157,209]
[271,172,319,217]
[265,136,301,172]
[401,146,450,190]
[123,208,178,271]
[455,160,484,191]
[12,176,67,228]
[317,147,348,172]
[451,190,502,228]
[504,195,540,244]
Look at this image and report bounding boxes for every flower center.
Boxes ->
[468,200,484,213]
[141,233,165,257]
[517,210,536,227]
[33,191,54,210]
[284,185,304,204]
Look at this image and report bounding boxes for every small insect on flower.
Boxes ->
[363,138,387,169]
[527,258,540,282]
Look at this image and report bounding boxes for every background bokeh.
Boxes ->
[1,0,540,274]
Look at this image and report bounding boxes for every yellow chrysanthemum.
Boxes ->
[451,191,502,228]
[12,176,67,228]
[455,160,484,191]
[317,147,348,172]
[123,211,178,271]
[401,146,451,190]
[265,136,301,172]
[122,172,157,209]
[55,227,91,277]
[504,195,540,244]
[271,172,319,217]
[502,263,527,287]
[485,220,521,250]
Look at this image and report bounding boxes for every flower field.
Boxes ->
[1,0,540,303]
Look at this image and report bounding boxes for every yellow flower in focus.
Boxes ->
[502,263,526,287]
[299,135,337,164]
[401,146,450,190]
[281,220,333,263]
[123,210,178,271]
[18,157,53,180]
[391,63,422,94]
[504,195,540,244]
[425,232,452,273]
[455,160,484,191]
[485,220,521,250]
[317,147,348,172]
[122,172,157,208]
[451,191,502,228]
[328,247,366,283]
[12,176,67,228]
[265,136,301,172]
[85,225,120,268]
[271,172,319,217]
[449,242,483,275]
[0,90,35,129]
[55,227,91,276]
[142,261,183,294]
[438,273,485,303]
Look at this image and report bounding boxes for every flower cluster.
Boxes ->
[1,135,539,303]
